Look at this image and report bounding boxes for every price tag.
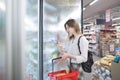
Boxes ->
[109,44,114,52]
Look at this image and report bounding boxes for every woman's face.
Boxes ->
[66,24,75,36]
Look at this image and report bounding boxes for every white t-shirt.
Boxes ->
[64,35,89,64]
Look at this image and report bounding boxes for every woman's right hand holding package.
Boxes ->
[57,42,64,54]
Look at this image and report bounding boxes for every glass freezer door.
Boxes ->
[43,0,82,80]
[0,0,6,80]
[24,0,39,80]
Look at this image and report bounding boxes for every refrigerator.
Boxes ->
[0,0,6,80]
[1,0,39,80]
[43,0,82,80]
[0,0,82,80]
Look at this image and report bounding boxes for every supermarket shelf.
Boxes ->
[32,38,38,42]
[86,37,92,39]
[83,30,90,32]
[84,33,93,35]
[88,49,94,53]
[31,49,38,54]
[100,29,116,31]
[89,45,97,48]
[89,46,93,49]
[89,42,96,45]
[30,58,38,66]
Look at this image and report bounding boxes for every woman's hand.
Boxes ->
[57,42,64,53]
[55,52,69,64]
[61,52,69,60]
[61,52,76,60]
[55,52,76,64]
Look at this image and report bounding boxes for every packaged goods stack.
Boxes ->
[95,25,105,56]
[85,23,120,57]
[92,55,115,80]
[99,25,117,57]
[115,25,120,55]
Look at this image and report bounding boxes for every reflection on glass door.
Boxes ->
[24,0,39,80]
[0,0,6,80]
[43,0,81,80]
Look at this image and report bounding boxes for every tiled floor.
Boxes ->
[83,54,101,80]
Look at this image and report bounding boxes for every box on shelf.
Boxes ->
[111,61,120,80]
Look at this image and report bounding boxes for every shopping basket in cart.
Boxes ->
[48,57,79,80]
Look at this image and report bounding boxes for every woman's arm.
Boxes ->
[56,36,88,64]
[71,36,89,63]
[56,51,76,64]
[61,52,76,60]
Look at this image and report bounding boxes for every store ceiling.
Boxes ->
[83,0,120,19]
[83,0,93,7]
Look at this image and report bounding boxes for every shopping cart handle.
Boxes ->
[52,57,62,72]
[51,57,73,73]
[52,57,62,61]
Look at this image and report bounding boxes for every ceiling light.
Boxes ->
[112,17,120,21]
[83,8,86,11]
[89,0,98,6]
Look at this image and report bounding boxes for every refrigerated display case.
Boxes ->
[24,0,39,80]
[1,0,39,80]
[25,32,38,80]
[43,0,82,80]
[2,0,82,79]
[0,0,6,80]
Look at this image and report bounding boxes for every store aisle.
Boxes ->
[83,54,101,80]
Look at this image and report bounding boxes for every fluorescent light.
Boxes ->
[112,17,120,21]
[89,0,98,6]
[83,8,86,11]
[0,2,6,11]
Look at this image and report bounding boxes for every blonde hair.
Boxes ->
[64,19,81,40]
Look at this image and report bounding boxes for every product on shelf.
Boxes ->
[111,61,120,80]
[99,25,117,57]
[92,55,115,80]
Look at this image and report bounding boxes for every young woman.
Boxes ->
[57,19,89,79]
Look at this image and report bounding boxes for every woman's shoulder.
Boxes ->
[78,34,85,38]
[79,35,88,42]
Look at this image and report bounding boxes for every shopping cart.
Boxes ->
[48,57,79,80]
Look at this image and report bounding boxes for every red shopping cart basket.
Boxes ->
[48,57,79,80]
